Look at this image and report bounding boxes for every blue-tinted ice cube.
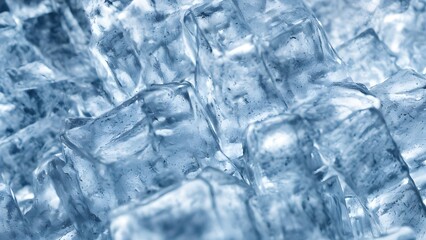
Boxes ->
[197,40,287,158]
[244,114,351,239]
[0,24,40,71]
[262,14,345,104]
[244,114,316,193]
[304,0,410,47]
[318,108,426,237]
[57,82,234,236]
[49,148,113,238]
[376,0,426,73]
[118,1,195,85]
[64,82,227,168]
[184,0,252,55]
[0,116,64,191]
[184,0,349,159]
[371,69,426,201]
[184,1,291,157]
[22,11,97,79]
[5,0,53,19]
[0,177,31,239]
[96,25,142,95]
[23,156,74,239]
[337,29,399,88]
[110,167,257,240]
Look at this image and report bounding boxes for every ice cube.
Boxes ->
[375,0,426,73]
[49,151,109,238]
[304,0,410,47]
[184,0,349,159]
[22,11,97,80]
[0,177,31,239]
[244,114,351,239]
[64,82,227,168]
[96,25,142,95]
[262,14,346,103]
[337,29,400,88]
[371,69,426,200]
[56,82,234,236]
[24,156,74,239]
[317,108,426,237]
[118,1,195,85]
[0,116,64,191]
[320,176,354,238]
[110,167,257,240]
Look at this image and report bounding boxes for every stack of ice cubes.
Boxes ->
[0,0,425,239]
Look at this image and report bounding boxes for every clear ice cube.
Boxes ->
[56,82,234,237]
[371,69,426,201]
[244,114,351,239]
[1,0,426,238]
[0,177,31,239]
[318,108,426,237]
[183,0,344,157]
[110,167,257,240]
[337,29,400,88]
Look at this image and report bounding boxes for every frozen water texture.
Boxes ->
[110,168,257,240]
[244,114,352,239]
[184,0,346,158]
[305,0,426,73]
[0,177,31,239]
[55,82,234,237]
[337,29,399,88]
[0,0,425,239]
[371,69,426,202]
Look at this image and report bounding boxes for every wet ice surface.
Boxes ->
[0,0,425,239]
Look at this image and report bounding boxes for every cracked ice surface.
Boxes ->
[0,0,425,239]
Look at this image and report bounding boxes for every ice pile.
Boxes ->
[0,0,425,239]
